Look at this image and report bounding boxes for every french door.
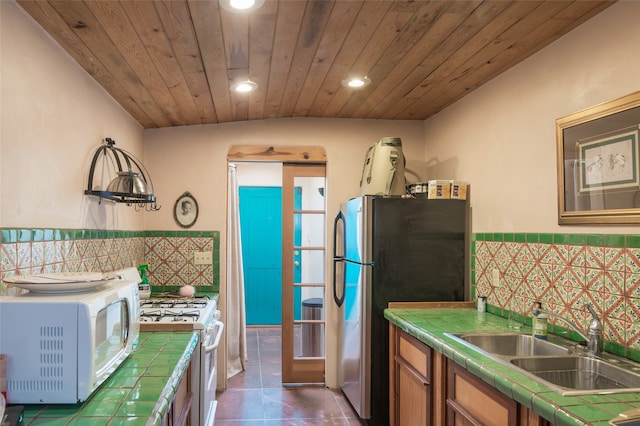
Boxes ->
[281,163,326,383]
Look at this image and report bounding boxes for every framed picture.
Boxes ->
[557,91,640,224]
[174,192,198,228]
[578,130,639,192]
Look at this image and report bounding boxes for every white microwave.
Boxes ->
[0,279,140,404]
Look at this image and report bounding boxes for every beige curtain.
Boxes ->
[226,163,247,378]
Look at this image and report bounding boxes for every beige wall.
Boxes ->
[143,119,425,231]
[143,118,425,388]
[423,1,640,235]
[0,1,144,230]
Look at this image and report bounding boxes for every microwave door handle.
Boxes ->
[123,298,131,344]
[204,320,225,353]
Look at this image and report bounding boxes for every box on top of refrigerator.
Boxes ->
[427,180,451,199]
[450,181,468,200]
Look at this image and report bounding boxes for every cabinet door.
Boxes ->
[391,327,432,426]
[172,366,192,426]
[447,363,517,426]
[397,360,429,425]
[164,358,193,426]
[521,407,555,426]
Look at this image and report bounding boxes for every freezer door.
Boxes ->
[340,259,371,419]
[343,197,371,265]
[371,196,467,301]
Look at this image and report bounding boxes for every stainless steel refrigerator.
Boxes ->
[332,195,468,426]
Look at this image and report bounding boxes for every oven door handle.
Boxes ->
[204,320,224,353]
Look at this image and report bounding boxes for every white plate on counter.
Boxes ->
[2,272,113,293]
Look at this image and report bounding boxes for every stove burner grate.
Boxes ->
[140,309,163,322]
[161,309,201,322]
[140,308,202,322]
[140,298,210,310]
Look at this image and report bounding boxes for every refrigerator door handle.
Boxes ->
[333,210,345,259]
[333,211,346,307]
[332,258,345,307]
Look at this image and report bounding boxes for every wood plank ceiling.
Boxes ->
[17,0,615,129]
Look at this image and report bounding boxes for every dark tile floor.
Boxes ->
[215,326,362,425]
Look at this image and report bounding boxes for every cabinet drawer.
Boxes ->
[398,330,431,382]
[447,363,517,426]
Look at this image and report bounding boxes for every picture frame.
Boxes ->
[578,130,639,193]
[174,192,198,228]
[557,91,640,224]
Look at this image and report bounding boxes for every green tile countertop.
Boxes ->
[384,307,640,426]
[13,331,199,426]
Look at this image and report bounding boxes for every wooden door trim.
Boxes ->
[227,145,326,163]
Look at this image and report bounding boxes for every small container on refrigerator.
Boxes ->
[427,180,451,199]
[406,182,428,198]
[450,181,468,200]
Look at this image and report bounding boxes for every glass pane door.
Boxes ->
[282,164,326,383]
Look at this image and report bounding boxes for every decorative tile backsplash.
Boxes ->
[144,230,220,291]
[3,227,638,358]
[0,228,219,292]
[473,233,640,361]
[0,229,145,275]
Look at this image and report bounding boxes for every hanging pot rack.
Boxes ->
[85,137,160,211]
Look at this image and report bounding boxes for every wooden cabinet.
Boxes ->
[447,365,552,426]
[163,358,193,426]
[447,363,517,425]
[390,326,431,426]
[389,323,553,426]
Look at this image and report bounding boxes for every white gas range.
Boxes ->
[139,296,216,328]
[139,294,223,426]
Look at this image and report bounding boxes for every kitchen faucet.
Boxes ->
[531,302,603,355]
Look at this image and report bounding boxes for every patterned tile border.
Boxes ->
[0,228,220,292]
[8,226,635,357]
[473,232,640,360]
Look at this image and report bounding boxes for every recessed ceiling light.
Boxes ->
[342,76,371,89]
[220,0,265,12]
[231,80,258,93]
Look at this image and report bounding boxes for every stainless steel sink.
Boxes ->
[510,356,640,395]
[450,332,571,357]
[445,332,640,395]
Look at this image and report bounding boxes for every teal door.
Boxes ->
[240,187,283,325]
